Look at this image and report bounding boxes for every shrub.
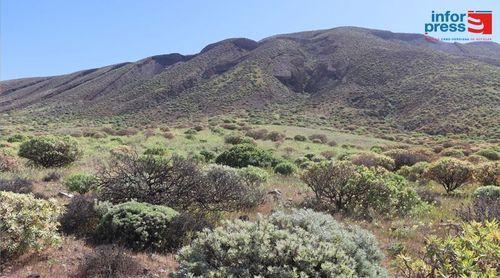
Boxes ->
[397,221,500,277]
[274,161,296,175]
[59,195,103,237]
[173,209,387,277]
[328,140,338,147]
[75,245,143,278]
[266,131,285,142]
[397,162,429,182]
[474,162,499,185]
[64,172,97,194]
[199,149,215,162]
[0,191,61,260]
[426,158,473,193]
[42,171,61,182]
[320,150,336,160]
[143,146,167,156]
[245,128,268,140]
[439,148,465,158]
[224,134,244,144]
[0,153,19,172]
[476,149,500,161]
[7,134,27,143]
[308,134,328,144]
[0,177,33,194]
[215,144,279,168]
[96,201,179,251]
[99,154,264,213]
[351,152,395,171]
[457,186,500,222]
[237,165,269,186]
[384,149,430,170]
[293,134,307,141]
[302,161,420,218]
[18,136,80,167]
[474,185,500,199]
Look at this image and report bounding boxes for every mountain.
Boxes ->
[1,27,499,137]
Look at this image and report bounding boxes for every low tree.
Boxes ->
[426,158,473,193]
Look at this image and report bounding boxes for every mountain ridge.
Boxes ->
[1,26,499,137]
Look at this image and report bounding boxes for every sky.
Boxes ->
[1,0,497,80]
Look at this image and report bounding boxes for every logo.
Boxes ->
[468,11,492,34]
[424,10,493,41]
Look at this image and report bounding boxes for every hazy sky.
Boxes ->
[1,0,497,80]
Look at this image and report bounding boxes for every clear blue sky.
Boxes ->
[1,0,497,80]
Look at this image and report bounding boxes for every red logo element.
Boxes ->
[468,11,492,34]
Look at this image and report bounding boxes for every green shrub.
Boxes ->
[0,191,61,260]
[143,146,167,156]
[96,201,179,251]
[199,150,216,162]
[397,162,429,182]
[397,221,500,277]
[18,136,80,167]
[473,185,500,200]
[476,149,500,161]
[64,172,97,194]
[237,165,269,186]
[440,148,465,158]
[302,161,420,218]
[215,144,279,168]
[426,158,473,193]
[293,134,307,141]
[351,152,395,171]
[274,161,296,175]
[7,134,27,143]
[173,209,387,277]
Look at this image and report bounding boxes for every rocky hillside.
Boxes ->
[1,27,499,137]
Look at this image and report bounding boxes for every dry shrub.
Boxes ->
[163,132,175,139]
[0,153,19,172]
[384,149,430,170]
[0,177,33,194]
[351,152,395,171]
[321,150,336,160]
[308,134,328,144]
[74,245,143,278]
[246,128,269,140]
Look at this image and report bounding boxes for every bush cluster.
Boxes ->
[302,161,420,218]
[397,162,429,182]
[0,177,33,194]
[59,195,103,237]
[0,191,61,261]
[350,152,395,171]
[173,209,387,277]
[397,221,499,277]
[18,136,80,167]
[64,172,97,194]
[383,149,430,169]
[474,162,499,186]
[0,153,19,172]
[96,201,179,251]
[98,154,264,213]
[457,186,500,222]
[274,161,296,175]
[215,144,280,168]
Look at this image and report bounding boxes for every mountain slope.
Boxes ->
[1,27,499,137]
